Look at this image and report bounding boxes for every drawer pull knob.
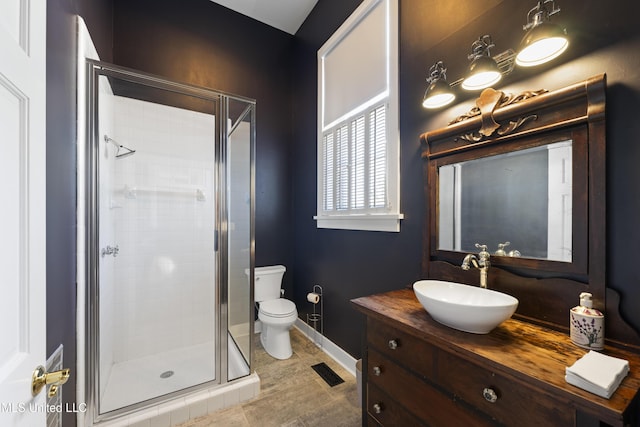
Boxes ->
[483,387,498,403]
[372,366,382,376]
[373,403,384,414]
[388,339,398,350]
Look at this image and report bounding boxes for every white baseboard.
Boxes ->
[253,318,358,377]
[294,318,357,377]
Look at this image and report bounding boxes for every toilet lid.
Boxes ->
[259,299,297,317]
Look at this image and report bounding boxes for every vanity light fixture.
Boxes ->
[516,0,568,67]
[461,35,502,91]
[421,2,569,110]
[422,61,456,109]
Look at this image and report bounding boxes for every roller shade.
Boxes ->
[321,0,387,129]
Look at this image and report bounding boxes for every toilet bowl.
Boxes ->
[258,299,297,359]
[254,265,298,360]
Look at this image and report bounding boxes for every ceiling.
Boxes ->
[208,0,319,35]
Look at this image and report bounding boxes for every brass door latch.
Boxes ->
[32,365,70,398]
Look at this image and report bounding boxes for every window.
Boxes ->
[322,105,387,212]
[315,0,402,232]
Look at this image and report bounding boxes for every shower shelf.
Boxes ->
[124,185,206,201]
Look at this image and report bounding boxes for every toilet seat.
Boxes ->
[259,299,296,318]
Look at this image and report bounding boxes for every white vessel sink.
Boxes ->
[413,280,519,334]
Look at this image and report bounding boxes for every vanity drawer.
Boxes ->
[367,384,426,427]
[368,349,494,427]
[437,351,574,426]
[367,318,436,380]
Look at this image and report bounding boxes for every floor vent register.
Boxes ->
[311,362,344,387]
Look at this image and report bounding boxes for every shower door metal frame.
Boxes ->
[84,59,255,424]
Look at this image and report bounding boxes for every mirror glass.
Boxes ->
[438,140,572,262]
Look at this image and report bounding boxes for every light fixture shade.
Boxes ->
[462,55,502,91]
[423,78,455,109]
[516,22,568,66]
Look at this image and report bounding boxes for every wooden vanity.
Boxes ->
[352,288,640,427]
[351,75,640,426]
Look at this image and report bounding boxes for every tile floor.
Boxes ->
[177,329,362,427]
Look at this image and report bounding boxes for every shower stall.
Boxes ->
[83,60,255,423]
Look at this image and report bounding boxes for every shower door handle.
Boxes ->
[32,365,70,398]
[214,230,218,252]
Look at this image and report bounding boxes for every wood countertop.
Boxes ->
[352,287,640,426]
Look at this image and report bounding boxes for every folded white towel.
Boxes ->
[565,350,629,398]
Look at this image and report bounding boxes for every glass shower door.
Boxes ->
[93,69,219,414]
[226,98,255,381]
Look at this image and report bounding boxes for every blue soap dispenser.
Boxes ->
[570,292,604,350]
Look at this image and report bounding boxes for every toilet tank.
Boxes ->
[254,265,286,302]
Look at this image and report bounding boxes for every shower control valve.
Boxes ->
[101,245,119,258]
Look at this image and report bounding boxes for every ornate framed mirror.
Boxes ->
[431,125,588,275]
[421,74,638,347]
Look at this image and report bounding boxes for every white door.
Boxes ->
[0,0,48,425]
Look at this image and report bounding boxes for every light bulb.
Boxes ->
[516,36,568,67]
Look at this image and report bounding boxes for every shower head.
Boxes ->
[104,135,136,159]
[115,145,136,158]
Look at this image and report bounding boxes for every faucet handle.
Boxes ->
[475,243,489,254]
[475,243,490,264]
[495,241,510,256]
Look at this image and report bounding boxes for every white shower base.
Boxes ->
[101,341,216,412]
[101,334,250,413]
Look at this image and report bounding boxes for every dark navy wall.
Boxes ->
[111,0,296,294]
[45,6,640,420]
[292,0,640,358]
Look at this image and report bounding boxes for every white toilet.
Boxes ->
[254,265,298,359]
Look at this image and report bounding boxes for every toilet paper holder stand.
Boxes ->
[307,284,323,347]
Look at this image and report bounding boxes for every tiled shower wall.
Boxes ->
[109,96,217,363]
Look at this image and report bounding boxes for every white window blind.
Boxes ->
[369,105,387,209]
[322,105,388,213]
[316,0,401,232]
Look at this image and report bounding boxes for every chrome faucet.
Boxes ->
[461,243,491,288]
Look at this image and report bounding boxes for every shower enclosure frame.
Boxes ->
[84,59,256,424]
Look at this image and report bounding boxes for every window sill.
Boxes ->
[314,213,404,232]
